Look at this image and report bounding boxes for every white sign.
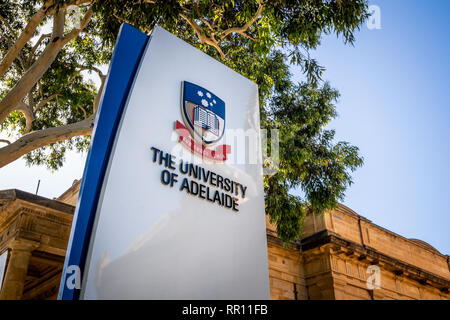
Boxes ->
[79,26,269,299]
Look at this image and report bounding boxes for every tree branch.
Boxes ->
[61,8,93,46]
[53,8,66,40]
[219,0,263,40]
[0,7,93,126]
[0,0,93,78]
[76,64,105,78]
[177,1,263,59]
[16,101,35,134]
[0,0,53,79]
[34,93,60,113]
[0,115,95,168]
[0,14,16,38]
[135,0,157,4]
[77,105,87,119]
[31,33,52,55]
[179,12,226,59]
[75,64,106,113]
[28,33,52,66]
[0,139,10,145]
[113,13,151,34]
[93,74,106,113]
[195,1,214,32]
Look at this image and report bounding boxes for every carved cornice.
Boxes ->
[18,203,73,225]
[301,230,450,291]
[0,189,74,215]
[266,229,301,249]
[0,200,73,234]
[8,239,40,251]
[267,230,450,292]
[0,197,74,255]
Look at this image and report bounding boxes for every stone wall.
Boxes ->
[0,190,74,299]
[266,206,450,300]
[56,180,81,206]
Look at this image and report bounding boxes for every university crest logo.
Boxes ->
[175,81,231,161]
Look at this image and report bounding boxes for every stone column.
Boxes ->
[0,240,39,300]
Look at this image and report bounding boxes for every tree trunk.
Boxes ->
[0,115,94,168]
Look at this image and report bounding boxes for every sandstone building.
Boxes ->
[0,180,449,300]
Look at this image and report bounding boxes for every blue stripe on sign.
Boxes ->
[58,23,149,300]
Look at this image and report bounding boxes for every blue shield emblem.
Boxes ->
[181,81,225,145]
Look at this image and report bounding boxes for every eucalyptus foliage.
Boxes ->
[0,0,367,242]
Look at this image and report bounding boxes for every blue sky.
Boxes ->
[0,1,448,254]
[291,0,450,253]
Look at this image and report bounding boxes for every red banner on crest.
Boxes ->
[175,121,231,161]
